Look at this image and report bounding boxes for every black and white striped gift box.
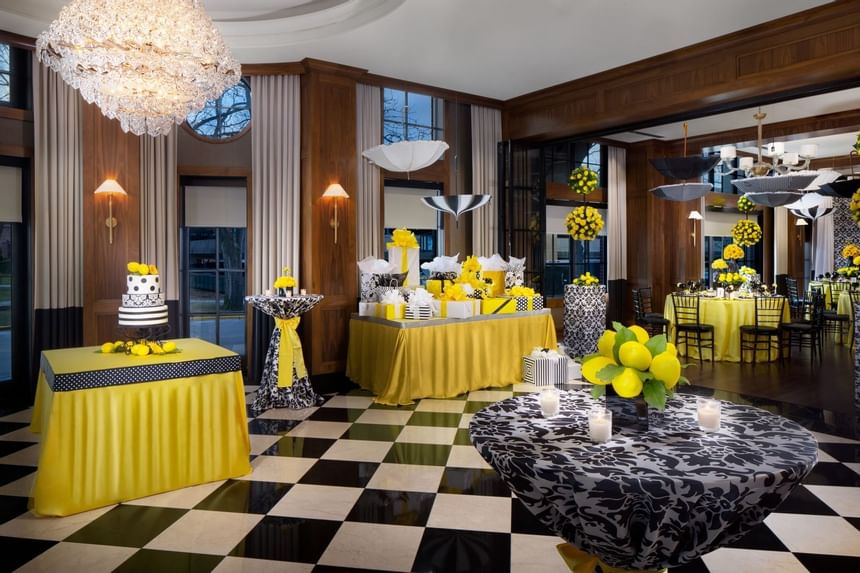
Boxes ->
[404,305,433,320]
[522,355,568,386]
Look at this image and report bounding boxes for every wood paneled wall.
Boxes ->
[81,102,141,345]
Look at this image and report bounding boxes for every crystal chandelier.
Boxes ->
[37,0,241,137]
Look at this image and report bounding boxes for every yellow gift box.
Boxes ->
[481,271,506,297]
[375,303,405,320]
[481,297,516,315]
[426,279,454,297]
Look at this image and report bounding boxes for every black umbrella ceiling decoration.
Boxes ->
[785,192,834,221]
[648,123,719,202]
[421,194,491,223]
[818,149,859,198]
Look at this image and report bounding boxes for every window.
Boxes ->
[702,210,763,285]
[0,162,26,387]
[383,88,443,144]
[182,183,247,356]
[186,79,251,140]
[545,205,607,297]
[0,43,31,108]
[0,44,9,103]
[545,141,604,186]
[383,182,443,281]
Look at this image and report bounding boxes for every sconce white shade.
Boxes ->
[94,178,127,195]
[719,146,736,160]
[794,218,808,226]
[800,144,818,158]
[688,210,704,220]
[770,142,785,156]
[322,183,349,199]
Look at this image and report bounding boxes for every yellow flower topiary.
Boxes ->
[736,195,756,214]
[711,258,728,270]
[723,243,745,260]
[568,166,599,195]
[850,189,860,227]
[731,219,762,247]
[565,206,604,241]
[843,244,860,260]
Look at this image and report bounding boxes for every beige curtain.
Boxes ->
[607,146,628,281]
[471,105,501,255]
[33,58,83,310]
[140,127,179,300]
[356,83,382,259]
[250,75,301,292]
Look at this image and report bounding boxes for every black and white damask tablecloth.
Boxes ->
[469,390,817,571]
[245,294,323,412]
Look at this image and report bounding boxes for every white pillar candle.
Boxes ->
[300,288,307,296]
[538,387,560,418]
[264,289,272,296]
[588,407,612,443]
[697,398,721,432]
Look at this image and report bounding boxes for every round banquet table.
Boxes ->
[245,294,323,412]
[469,390,817,572]
[663,295,789,362]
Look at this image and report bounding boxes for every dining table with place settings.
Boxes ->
[663,294,789,362]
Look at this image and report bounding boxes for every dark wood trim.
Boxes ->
[302,58,367,79]
[362,73,504,109]
[0,107,32,121]
[0,144,32,158]
[177,165,252,178]
[0,30,35,50]
[242,62,306,76]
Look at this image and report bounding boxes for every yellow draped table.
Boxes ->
[30,338,251,517]
[837,291,854,347]
[346,310,557,405]
[807,280,833,308]
[663,295,789,362]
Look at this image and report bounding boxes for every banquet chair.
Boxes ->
[822,284,849,341]
[670,294,714,363]
[785,277,807,320]
[739,296,785,364]
[633,287,670,337]
[779,292,824,361]
[829,281,849,311]
[849,290,860,349]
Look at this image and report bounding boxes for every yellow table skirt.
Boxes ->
[837,291,854,347]
[663,296,789,362]
[346,313,557,405]
[30,341,251,516]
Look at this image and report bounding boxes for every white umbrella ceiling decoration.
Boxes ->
[362,140,450,176]
[421,194,491,225]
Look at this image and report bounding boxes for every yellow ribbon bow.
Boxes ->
[509,285,536,297]
[275,317,307,387]
[386,228,418,249]
[440,283,468,301]
[556,544,666,573]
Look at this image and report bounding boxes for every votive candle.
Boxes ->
[538,387,560,418]
[264,289,272,296]
[588,407,612,443]
[697,397,721,432]
[300,288,307,296]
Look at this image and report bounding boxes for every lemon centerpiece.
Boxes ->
[583,323,687,410]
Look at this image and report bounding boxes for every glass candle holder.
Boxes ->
[588,406,612,443]
[697,397,721,432]
[300,288,307,296]
[538,387,560,418]
[264,289,272,296]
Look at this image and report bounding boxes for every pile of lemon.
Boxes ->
[582,324,684,407]
[100,340,177,356]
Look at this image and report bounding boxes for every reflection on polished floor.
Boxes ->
[0,373,859,572]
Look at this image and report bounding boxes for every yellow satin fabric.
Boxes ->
[807,281,832,308]
[837,292,853,347]
[663,296,789,362]
[30,343,251,517]
[346,313,557,405]
[556,544,667,573]
[275,316,306,387]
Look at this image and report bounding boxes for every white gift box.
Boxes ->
[387,246,420,287]
[431,299,478,319]
[522,355,568,386]
[358,302,378,317]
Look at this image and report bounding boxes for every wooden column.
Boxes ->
[81,102,141,345]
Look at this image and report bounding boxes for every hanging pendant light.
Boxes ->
[421,194,491,223]
[649,123,717,202]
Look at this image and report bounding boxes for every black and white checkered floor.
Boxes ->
[1,383,859,572]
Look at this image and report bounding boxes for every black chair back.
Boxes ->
[632,288,644,320]
[754,296,785,329]
[671,294,701,326]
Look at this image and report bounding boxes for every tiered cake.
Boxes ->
[118,270,168,327]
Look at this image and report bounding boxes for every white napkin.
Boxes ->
[407,287,434,307]
[530,347,560,359]
[507,256,526,272]
[380,290,406,305]
[421,254,461,273]
[358,256,396,274]
[478,253,508,272]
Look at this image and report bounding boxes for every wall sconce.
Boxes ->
[795,217,808,241]
[322,183,349,244]
[93,178,127,245]
[688,210,703,247]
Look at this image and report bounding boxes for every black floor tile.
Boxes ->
[299,460,378,488]
[817,442,860,463]
[407,412,462,428]
[383,443,451,466]
[113,549,223,573]
[307,408,364,423]
[463,401,494,414]
[0,535,56,571]
[0,422,28,437]
[263,436,335,458]
[230,515,341,563]
[412,528,511,573]
[0,494,29,525]
[346,489,435,526]
[794,553,860,573]
[312,566,391,573]
[437,467,511,497]
[667,557,710,572]
[194,479,291,514]
[452,429,473,446]
[510,497,554,536]
[0,441,34,458]
[802,461,860,487]
[771,484,838,515]
[247,419,302,435]
[847,516,860,532]
[0,464,35,487]
[342,424,403,442]
[66,505,187,548]
[724,521,787,551]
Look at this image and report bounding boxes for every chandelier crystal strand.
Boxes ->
[37,0,241,137]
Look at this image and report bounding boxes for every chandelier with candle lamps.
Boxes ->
[36,0,241,137]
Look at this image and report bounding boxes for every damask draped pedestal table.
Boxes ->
[470,390,817,572]
[245,294,323,412]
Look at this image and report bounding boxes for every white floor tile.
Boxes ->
[255,407,318,421]
[318,522,424,572]
[268,484,362,521]
[249,434,281,455]
[816,449,839,463]
[0,472,35,497]
[414,399,466,413]
[459,413,474,429]
[123,480,226,509]
[846,462,860,476]
[322,396,375,409]
[354,409,413,426]
[804,485,860,517]
[365,463,445,493]
[467,390,514,403]
[16,541,136,573]
[235,455,316,483]
[395,426,458,445]
[447,445,492,469]
[427,493,511,533]
[0,505,115,541]
[0,409,33,423]
[764,513,860,556]
[701,547,808,573]
[320,439,392,463]
[510,534,572,573]
[513,382,540,393]
[0,426,41,443]
[213,556,314,573]
[0,443,41,466]
[145,509,262,555]
[286,420,351,439]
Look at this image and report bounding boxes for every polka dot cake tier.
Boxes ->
[118,263,168,326]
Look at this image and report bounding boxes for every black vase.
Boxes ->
[604,386,659,432]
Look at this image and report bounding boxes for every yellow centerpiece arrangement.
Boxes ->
[711,258,728,271]
[582,323,688,410]
[722,243,745,261]
[273,266,297,294]
[842,243,860,264]
[569,165,599,195]
[851,190,860,227]
[572,272,600,286]
[100,339,178,356]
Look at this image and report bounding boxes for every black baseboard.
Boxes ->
[31,306,83,399]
